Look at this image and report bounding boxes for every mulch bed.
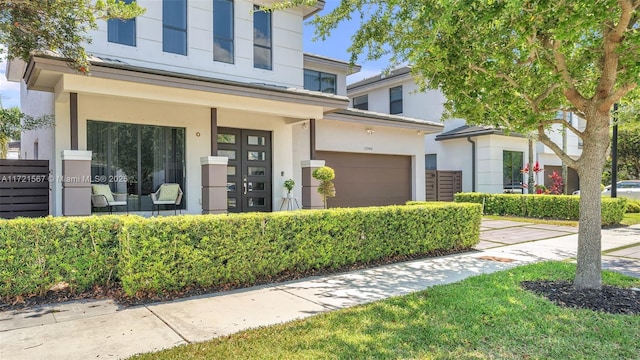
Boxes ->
[0,247,470,312]
[521,280,640,315]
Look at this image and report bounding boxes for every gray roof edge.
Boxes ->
[27,54,350,106]
[325,108,444,132]
[347,66,413,90]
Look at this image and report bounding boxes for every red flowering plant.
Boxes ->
[521,161,547,194]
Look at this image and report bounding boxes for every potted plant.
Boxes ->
[283,178,295,198]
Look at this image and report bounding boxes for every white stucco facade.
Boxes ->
[8,1,443,216]
[347,67,582,194]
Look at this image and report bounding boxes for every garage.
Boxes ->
[316,151,412,208]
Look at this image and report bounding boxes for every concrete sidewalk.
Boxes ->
[1,221,639,360]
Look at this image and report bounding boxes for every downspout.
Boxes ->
[467,136,476,192]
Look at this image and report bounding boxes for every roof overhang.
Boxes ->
[435,126,524,141]
[303,53,361,74]
[22,55,349,117]
[324,108,444,133]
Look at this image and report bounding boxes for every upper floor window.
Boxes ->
[108,0,136,46]
[389,86,403,114]
[163,0,187,55]
[253,5,272,70]
[213,0,234,63]
[353,95,368,110]
[303,69,337,94]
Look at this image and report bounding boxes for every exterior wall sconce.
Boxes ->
[366,128,375,135]
[302,122,308,129]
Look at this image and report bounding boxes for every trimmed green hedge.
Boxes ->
[0,216,121,298]
[453,193,627,225]
[0,203,481,299]
[118,204,481,295]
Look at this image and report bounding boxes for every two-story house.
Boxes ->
[6,0,442,216]
[347,66,582,196]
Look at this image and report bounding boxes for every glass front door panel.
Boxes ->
[218,127,272,212]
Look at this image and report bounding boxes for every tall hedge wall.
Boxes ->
[118,204,481,295]
[0,203,481,299]
[453,193,627,225]
[0,216,121,298]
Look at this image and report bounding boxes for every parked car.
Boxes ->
[575,180,640,200]
[602,180,640,200]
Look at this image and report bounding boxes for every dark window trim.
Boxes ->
[163,0,188,55]
[389,85,403,114]
[108,0,137,46]
[213,0,234,63]
[253,5,272,70]
[353,94,368,110]
[303,69,337,94]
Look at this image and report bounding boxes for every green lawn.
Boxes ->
[130,262,640,360]
[485,213,640,227]
[621,212,640,226]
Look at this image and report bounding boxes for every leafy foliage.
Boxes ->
[280,0,640,289]
[0,0,145,71]
[454,193,627,226]
[0,107,53,158]
[0,216,121,299]
[0,203,482,299]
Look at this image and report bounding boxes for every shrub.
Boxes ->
[626,199,640,213]
[0,216,121,299]
[118,203,481,295]
[453,193,627,225]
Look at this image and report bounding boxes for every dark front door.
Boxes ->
[217,128,272,212]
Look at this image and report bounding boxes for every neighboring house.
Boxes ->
[7,141,20,159]
[6,1,442,216]
[347,66,582,196]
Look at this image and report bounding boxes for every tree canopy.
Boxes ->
[0,107,53,158]
[0,0,145,72]
[276,0,640,289]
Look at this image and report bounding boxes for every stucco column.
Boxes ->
[301,160,325,210]
[201,156,228,214]
[61,150,92,216]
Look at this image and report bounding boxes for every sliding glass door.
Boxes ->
[88,121,186,212]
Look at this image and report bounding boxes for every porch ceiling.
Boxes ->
[23,55,349,120]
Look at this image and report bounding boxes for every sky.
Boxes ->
[0,2,388,110]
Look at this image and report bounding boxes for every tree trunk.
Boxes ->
[574,109,611,290]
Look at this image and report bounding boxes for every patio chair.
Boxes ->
[150,183,183,215]
[91,184,128,214]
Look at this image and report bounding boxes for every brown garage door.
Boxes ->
[316,151,411,208]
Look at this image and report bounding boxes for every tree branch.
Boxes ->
[599,82,638,112]
[469,64,536,108]
[552,40,587,111]
[532,84,560,110]
[537,125,579,169]
[547,118,585,141]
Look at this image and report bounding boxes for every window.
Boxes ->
[503,150,524,193]
[163,0,187,55]
[108,0,136,46]
[389,86,403,114]
[87,121,186,211]
[425,154,437,170]
[353,95,368,110]
[253,5,272,70]
[303,69,337,94]
[213,0,234,63]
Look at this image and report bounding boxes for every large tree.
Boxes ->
[0,0,144,71]
[275,0,640,289]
